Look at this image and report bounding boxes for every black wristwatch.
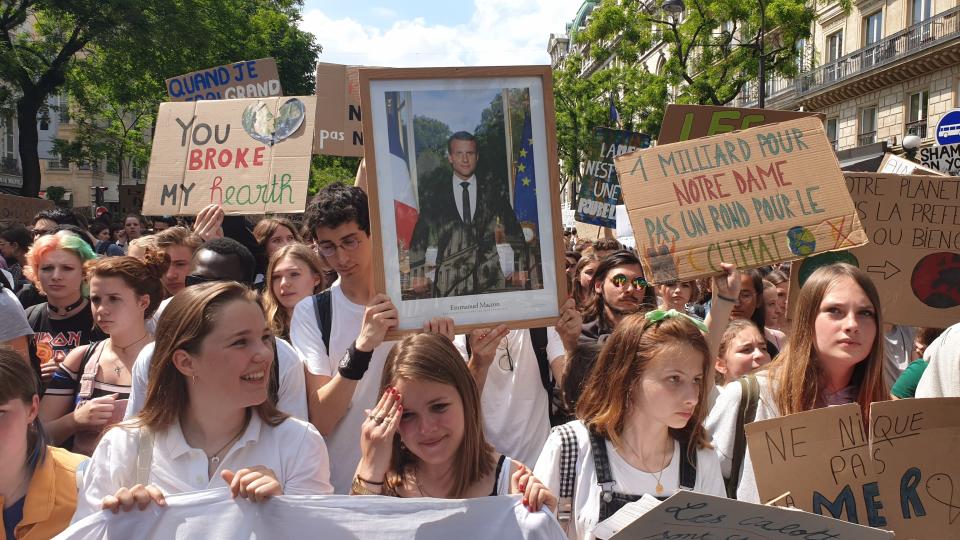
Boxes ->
[338,341,374,380]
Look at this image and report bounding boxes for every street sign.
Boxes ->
[935,108,960,145]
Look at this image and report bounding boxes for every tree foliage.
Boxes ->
[309,155,359,196]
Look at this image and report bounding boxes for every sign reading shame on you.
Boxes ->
[142,96,315,215]
[166,58,283,102]
[614,117,867,283]
[575,127,649,228]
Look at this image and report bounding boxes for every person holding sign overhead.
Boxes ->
[706,263,887,502]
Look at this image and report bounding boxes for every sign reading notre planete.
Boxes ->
[142,96,315,216]
[657,104,825,144]
[165,58,282,102]
[614,116,868,283]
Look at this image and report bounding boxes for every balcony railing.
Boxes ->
[858,131,877,146]
[798,5,960,96]
[905,119,927,138]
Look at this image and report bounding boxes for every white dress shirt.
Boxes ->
[75,413,333,521]
[451,174,477,223]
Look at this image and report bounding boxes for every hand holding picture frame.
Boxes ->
[359,66,566,338]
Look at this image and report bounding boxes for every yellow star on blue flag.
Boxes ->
[513,113,538,230]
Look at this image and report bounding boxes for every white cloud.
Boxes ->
[300,0,583,67]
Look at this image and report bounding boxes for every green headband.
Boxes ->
[644,308,708,333]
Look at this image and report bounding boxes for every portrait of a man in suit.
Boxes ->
[406,131,529,298]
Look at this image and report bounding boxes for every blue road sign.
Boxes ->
[936,109,960,145]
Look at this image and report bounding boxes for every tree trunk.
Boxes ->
[17,97,42,197]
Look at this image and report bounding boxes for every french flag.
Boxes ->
[386,95,418,249]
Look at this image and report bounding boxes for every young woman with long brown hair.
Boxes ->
[261,243,325,340]
[350,332,555,512]
[74,282,332,519]
[707,263,887,502]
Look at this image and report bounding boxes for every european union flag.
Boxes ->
[513,113,538,234]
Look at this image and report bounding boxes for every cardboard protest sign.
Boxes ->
[745,404,884,528]
[575,127,650,227]
[0,193,54,225]
[878,152,944,176]
[614,116,868,283]
[919,143,960,175]
[143,96,315,216]
[313,62,364,156]
[607,491,892,540]
[166,58,282,102]
[791,173,960,328]
[657,104,824,144]
[118,185,145,216]
[869,398,960,539]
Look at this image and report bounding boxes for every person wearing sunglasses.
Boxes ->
[580,250,658,344]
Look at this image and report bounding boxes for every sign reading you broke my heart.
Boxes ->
[142,96,316,215]
[613,116,868,283]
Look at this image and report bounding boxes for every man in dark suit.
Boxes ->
[406,131,528,298]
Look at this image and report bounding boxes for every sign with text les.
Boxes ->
[745,404,882,528]
[575,127,650,228]
[657,104,824,144]
[609,490,892,540]
[313,62,364,156]
[143,96,315,215]
[869,398,960,540]
[166,58,282,102]
[841,173,960,327]
[614,117,868,283]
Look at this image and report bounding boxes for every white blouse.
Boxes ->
[75,413,333,521]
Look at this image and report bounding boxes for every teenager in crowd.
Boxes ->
[118,214,145,253]
[0,348,86,540]
[761,280,783,339]
[23,231,104,383]
[125,236,155,262]
[253,218,301,261]
[729,269,783,357]
[571,251,599,311]
[128,238,307,422]
[657,281,697,314]
[290,183,403,493]
[891,327,945,399]
[764,269,789,332]
[351,333,556,513]
[707,263,887,502]
[535,312,726,539]
[75,282,333,520]
[0,225,31,291]
[89,222,113,255]
[152,226,202,297]
[580,250,657,343]
[714,319,771,385]
[262,244,325,340]
[151,216,177,233]
[39,255,166,455]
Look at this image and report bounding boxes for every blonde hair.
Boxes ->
[379,333,495,498]
[766,263,886,421]
[261,243,325,337]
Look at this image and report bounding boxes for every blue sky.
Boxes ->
[299,0,584,67]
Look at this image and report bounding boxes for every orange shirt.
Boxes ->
[1,446,86,540]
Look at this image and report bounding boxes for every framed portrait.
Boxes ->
[359,66,566,336]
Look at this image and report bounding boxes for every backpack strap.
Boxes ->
[676,431,697,490]
[268,338,280,407]
[77,341,103,401]
[26,303,48,330]
[553,423,579,529]
[726,373,760,499]
[312,290,333,354]
[529,327,552,394]
[136,427,155,486]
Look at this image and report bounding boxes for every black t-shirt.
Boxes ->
[25,302,106,373]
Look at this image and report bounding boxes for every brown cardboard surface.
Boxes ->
[869,398,960,539]
[313,62,364,156]
[165,58,282,102]
[745,404,879,526]
[0,194,54,225]
[614,116,868,283]
[878,152,945,176]
[658,104,824,144]
[608,490,892,540]
[142,96,315,216]
[119,184,145,216]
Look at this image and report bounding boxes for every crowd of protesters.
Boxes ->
[0,174,955,540]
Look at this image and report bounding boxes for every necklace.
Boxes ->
[207,418,249,468]
[623,439,672,496]
[112,332,149,355]
[48,296,85,315]
[414,467,438,498]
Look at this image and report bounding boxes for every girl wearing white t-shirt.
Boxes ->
[75,282,333,520]
[350,332,556,513]
[535,311,726,540]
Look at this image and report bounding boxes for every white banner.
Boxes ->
[56,489,565,540]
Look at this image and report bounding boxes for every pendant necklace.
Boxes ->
[208,418,249,468]
[110,333,149,375]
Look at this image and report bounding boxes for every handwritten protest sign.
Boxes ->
[614,117,868,283]
[166,58,282,102]
[657,104,824,144]
[575,127,650,228]
[0,193,54,225]
[878,153,944,176]
[870,398,960,539]
[142,96,315,215]
[608,491,892,540]
[313,62,364,156]
[919,143,960,175]
[745,404,884,528]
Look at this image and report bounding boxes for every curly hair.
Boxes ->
[84,254,170,319]
[304,183,369,237]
